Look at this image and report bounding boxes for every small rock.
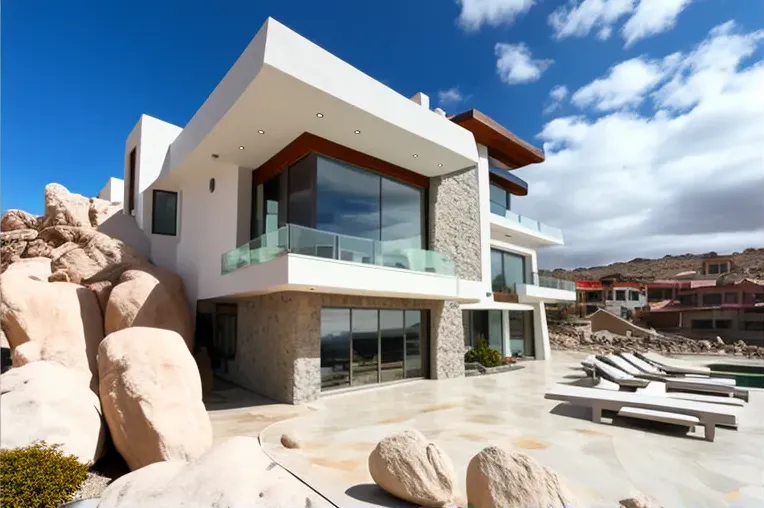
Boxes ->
[280,433,300,449]
[715,336,724,345]
[620,491,663,508]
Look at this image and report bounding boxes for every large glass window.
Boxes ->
[463,310,504,355]
[317,157,380,241]
[320,308,351,390]
[381,177,423,251]
[320,308,427,391]
[262,177,281,234]
[152,190,178,236]
[509,311,534,357]
[489,183,510,215]
[288,154,315,227]
[491,249,526,292]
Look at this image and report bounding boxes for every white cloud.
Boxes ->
[511,21,764,269]
[438,87,468,106]
[549,0,634,40]
[544,85,569,114]
[495,43,553,84]
[457,0,535,31]
[548,0,695,46]
[571,57,667,111]
[623,0,694,47]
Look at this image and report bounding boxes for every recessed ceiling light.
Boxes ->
[238,146,245,150]
[257,130,265,134]
[438,163,443,167]
[211,154,219,159]
[412,154,419,158]
[316,113,324,118]
[354,130,361,134]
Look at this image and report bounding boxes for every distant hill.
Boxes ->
[542,248,764,282]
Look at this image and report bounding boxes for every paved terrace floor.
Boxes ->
[209,352,764,508]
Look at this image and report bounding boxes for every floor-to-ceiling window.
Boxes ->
[463,310,504,355]
[508,311,535,357]
[251,154,426,260]
[320,308,428,391]
[489,182,510,216]
[491,249,527,293]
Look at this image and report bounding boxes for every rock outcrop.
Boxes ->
[620,492,663,508]
[466,446,576,508]
[0,273,104,388]
[105,266,193,350]
[89,197,122,227]
[41,183,92,229]
[97,436,331,508]
[3,256,52,281]
[368,429,457,507]
[1,209,40,231]
[98,327,212,470]
[0,361,106,464]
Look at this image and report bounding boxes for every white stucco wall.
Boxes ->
[97,177,124,202]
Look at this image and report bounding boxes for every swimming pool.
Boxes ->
[709,363,764,388]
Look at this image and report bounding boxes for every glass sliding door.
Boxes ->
[404,310,423,378]
[320,307,428,392]
[463,310,504,355]
[320,308,351,390]
[351,309,379,386]
[508,310,534,357]
[488,310,503,355]
[380,310,404,382]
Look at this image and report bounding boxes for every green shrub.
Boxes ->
[464,336,503,368]
[0,441,88,508]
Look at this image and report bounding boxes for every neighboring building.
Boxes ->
[575,275,645,318]
[639,278,764,345]
[97,177,125,203]
[108,18,574,403]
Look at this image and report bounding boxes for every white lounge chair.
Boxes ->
[588,357,650,389]
[619,353,735,386]
[600,354,748,402]
[636,351,712,376]
[545,384,741,441]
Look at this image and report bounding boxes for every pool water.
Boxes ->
[710,363,764,389]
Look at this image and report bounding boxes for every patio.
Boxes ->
[210,352,764,507]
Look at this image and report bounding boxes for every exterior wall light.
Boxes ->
[354,130,361,134]
[316,113,324,118]
[257,130,265,134]
[412,154,419,158]
[239,146,245,150]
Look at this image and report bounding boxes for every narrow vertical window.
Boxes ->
[128,148,136,214]
[152,190,178,236]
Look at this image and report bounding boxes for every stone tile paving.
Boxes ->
[250,351,764,507]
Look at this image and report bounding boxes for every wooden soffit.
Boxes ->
[450,109,544,169]
[252,132,429,188]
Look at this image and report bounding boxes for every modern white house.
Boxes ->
[113,17,575,404]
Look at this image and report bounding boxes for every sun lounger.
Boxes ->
[590,376,746,407]
[636,351,712,376]
[588,358,650,389]
[599,354,747,401]
[545,384,740,441]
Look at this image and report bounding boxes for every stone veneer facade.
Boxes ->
[221,165,484,404]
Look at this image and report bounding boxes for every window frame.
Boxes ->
[615,290,626,301]
[151,189,179,236]
[702,293,723,306]
[724,292,738,304]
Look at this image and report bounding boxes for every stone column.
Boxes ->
[428,165,481,379]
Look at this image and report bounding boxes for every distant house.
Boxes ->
[638,276,764,345]
[575,274,646,318]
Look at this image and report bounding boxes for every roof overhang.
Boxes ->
[489,165,528,196]
[166,18,479,181]
[450,109,544,169]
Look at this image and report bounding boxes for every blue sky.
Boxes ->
[3,1,763,267]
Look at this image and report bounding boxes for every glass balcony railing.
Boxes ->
[532,272,576,292]
[221,224,456,276]
[490,203,563,241]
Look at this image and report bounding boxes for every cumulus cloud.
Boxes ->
[549,0,695,47]
[438,87,469,106]
[543,85,569,114]
[457,0,535,31]
[495,43,553,84]
[623,0,694,47]
[510,21,764,269]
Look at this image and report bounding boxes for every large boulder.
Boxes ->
[0,273,104,388]
[1,209,40,232]
[98,327,212,470]
[105,266,193,349]
[0,361,106,464]
[38,226,146,284]
[41,183,92,229]
[97,436,332,507]
[368,429,457,507]
[466,447,577,508]
[3,257,51,281]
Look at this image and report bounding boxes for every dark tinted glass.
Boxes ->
[288,155,314,227]
[316,157,380,240]
[351,309,379,386]
[405,310,423,378]
[380,310,404,382]
[381,178,423,249]
[320,308,350,390]
[152,190,177,235]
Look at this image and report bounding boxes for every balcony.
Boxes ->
[490,202,564,248]
[213,224,483,303]
[222,224,455,275]
[491,273,575,303]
